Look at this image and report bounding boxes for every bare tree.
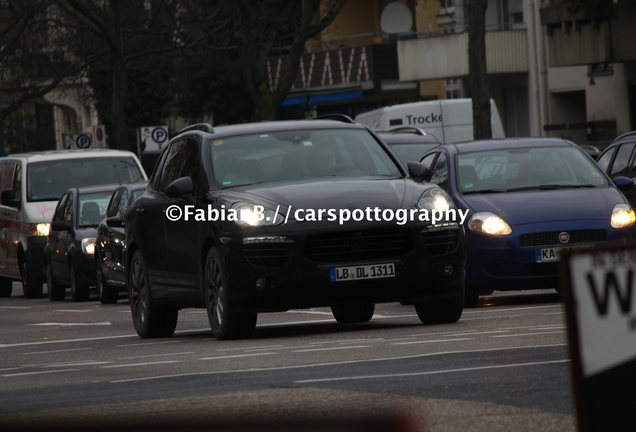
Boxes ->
[0,0,90,155]
[221,0,347,121]
[467,0,492,140]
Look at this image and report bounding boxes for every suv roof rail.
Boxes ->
[385,127,428,136]
[178,123,215,134]
[312,114,356,124]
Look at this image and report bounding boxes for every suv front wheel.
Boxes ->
[204,247,256,340]
[129,249,178,338]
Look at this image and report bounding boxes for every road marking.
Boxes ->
[42,361,112,367]
[115,340,183,347]
[198,353,276,360]
[52,310,93,313]
[1,369,80,377]
[0,334,138,348]
[393,338,473,345]
[24,347,93,355]
[463,305,563,314]
[215,345,286,352]
[27,322,112,326]
[293,346,370,353]
[492,331,567,338]
[111,344,567,383]
[294,359,570,384]
[0,306,30,309]
[117,352,195,360]
[441,331,510,337]
[101,360,182,369]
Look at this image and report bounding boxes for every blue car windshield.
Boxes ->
[457,147,608,194]
[210,129,401,188]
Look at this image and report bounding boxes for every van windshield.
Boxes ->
[27,157,145,202]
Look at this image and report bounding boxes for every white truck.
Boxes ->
[355,98,505,144]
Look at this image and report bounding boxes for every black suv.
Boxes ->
[126,118,466,340]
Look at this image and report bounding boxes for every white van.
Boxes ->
[355,98,505,144]
[0,149,147,298]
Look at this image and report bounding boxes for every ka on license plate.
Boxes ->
[329,263,395,282]
[535,245,594,263]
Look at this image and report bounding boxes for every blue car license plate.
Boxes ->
[535,245,594,263]
[330,263,395,282]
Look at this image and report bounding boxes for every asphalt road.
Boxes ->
[0,283,577,432]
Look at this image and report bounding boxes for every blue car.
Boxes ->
[420,137,636,307]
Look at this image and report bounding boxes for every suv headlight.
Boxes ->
[232,203,284,227]
[81,238,96,254]
[468,212,512,235]
[417,188,455,212]
[611,204,636,229]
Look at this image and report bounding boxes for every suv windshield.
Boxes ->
[27,157,145,202]
[211,129,401,188]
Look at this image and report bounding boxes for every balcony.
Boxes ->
[397,27,528,81]
[540,1,636,66]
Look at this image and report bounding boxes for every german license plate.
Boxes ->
[535,245,594,263]
[329,263,395,282]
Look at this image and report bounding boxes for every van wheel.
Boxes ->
[204,247,256,340]
[47,263,66,301]
[96,260,118,304]
[129,250,178,338]
[463,281,480,308]
[0,277,12,297]
[331,303,375,324]
[70,265,89,302]
[21,260,43,299]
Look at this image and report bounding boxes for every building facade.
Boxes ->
[270,0,634,144]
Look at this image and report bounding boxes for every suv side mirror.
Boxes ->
[165,177,194,201]
[613,176,634,192]
[407,162,433,182]
[106,216,123,228]
[1,189,20,208]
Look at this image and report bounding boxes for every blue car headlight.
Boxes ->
[468,212,512,236]
[611,204,636,229]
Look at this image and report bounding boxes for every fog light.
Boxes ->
[442,264,454,275]
[255,278,267,289]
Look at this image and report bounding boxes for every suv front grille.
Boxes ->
[519,229,607,247]
[305,228,414,263]
[421,223,461,256]
[243,237,294,268]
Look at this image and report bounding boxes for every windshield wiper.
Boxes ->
[503,184,597,192]
[462,189,509,195]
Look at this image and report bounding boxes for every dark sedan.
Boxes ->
[376,127,441,165]
[420,137,636,307]
[125,118,466,340]
[44,184,119,301]
[95,181,148,304]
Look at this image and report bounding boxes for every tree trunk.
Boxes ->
[467,0,492,140]
[110,0,128,150]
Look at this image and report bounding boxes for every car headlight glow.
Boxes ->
[30,223,50,236]
[468,212,512,236]
[417,188,455,212]
[81,238,96,254]
[232,203,284,227]
[611,204,636,229]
